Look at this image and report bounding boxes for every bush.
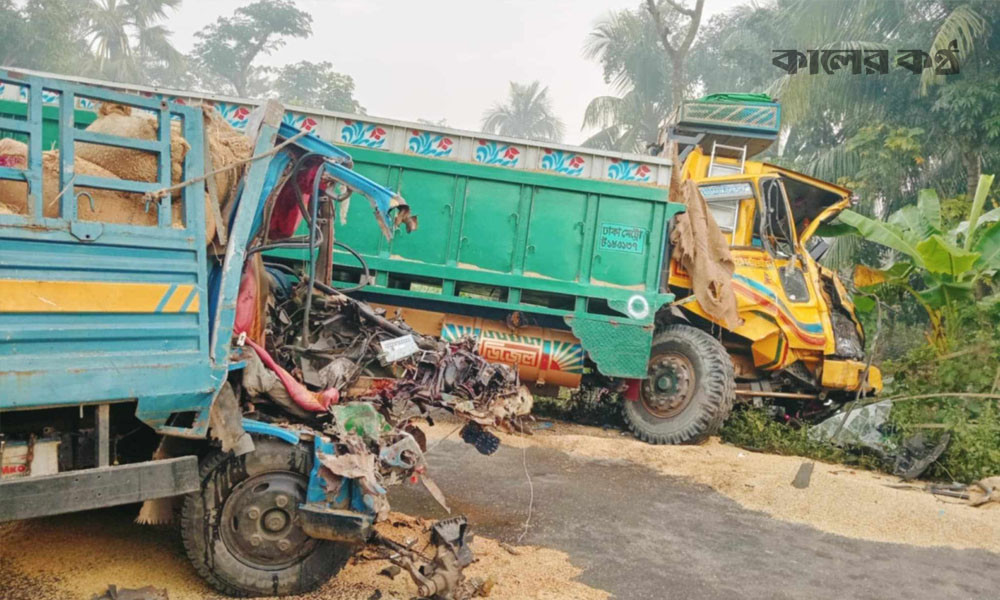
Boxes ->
[719,407,884,470]
[882,306,1000,482]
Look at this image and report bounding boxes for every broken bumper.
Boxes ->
[821,359,882,393]
[299,504,374,543]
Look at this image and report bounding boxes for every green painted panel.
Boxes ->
[565,314,654,378]
[334,162,391,261]
[590,196,655,287]
[0,100,96,150]
[458,178,520,272]
[524,188,587,281]
[389,169,456,265]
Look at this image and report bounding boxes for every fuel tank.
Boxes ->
[367,304,584,388]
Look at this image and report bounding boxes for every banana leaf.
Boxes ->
[964,174,995,250]
[889,205,936,241]
[917,188,942,233]
[916,280,975,309]
[915,235,980,277]
[973,221,1000,271]
[838,209,925,267]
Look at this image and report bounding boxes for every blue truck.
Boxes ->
[0,70,490,597]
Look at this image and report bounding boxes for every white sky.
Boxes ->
[169,0,748,144]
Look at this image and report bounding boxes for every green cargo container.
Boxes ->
[325,145,684,379]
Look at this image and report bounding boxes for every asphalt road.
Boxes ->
[390,439,1000,600]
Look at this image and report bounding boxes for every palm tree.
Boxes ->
[582,9,672,152]
[84,0,182,83]
[481,81,565,142]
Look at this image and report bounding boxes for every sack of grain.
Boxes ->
[0,137,214,238]
[200,104,253,209]
[76,102,190,188]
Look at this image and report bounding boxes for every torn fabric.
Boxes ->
[669,143,741,329]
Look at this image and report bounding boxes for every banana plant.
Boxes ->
[832,175,998,350]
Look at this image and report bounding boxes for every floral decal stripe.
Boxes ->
[340,120,386,148]
[607,159,652,182]
[408,130,453,157]
[540,149,585,176]
[474,140,521,166]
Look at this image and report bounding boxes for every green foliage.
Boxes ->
[270,61,364,114]
[192,0,311,96]
[83,0,182,83]
[581,7,671,151]
[719,407,882,469]
[833,176,999,346]
[481,81,565,142]
[882,305,1000,482]
[0,0,91,74]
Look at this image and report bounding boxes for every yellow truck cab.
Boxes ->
[666,145,882,415]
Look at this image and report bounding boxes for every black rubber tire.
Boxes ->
[624,324,735,445]
[180,437,354,597]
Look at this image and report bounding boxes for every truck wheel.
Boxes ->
[180,437,354,596]
[624,324,735,445]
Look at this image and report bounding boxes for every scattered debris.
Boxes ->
[229,274,533,597]
[792,462,814,489]
[809,399,949,479]
[969,477,1000,507]
[930,476,1000,507]
[372,516,479,600]
[498,541,522,556]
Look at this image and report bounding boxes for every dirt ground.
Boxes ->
[0,505,605,600]
[1,420,996,600]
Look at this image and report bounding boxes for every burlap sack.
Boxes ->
[668,143,741,329]
[76,103,190,189]
[0,138,214,239]
[201,104,253,208]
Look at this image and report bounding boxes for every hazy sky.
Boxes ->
[169,0,748,144]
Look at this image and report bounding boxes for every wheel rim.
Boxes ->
[640,352,696,418]
[219,471,316,570]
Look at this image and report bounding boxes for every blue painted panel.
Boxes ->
[0,73,214,415]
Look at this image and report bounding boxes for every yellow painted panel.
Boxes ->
[0,279,199,313]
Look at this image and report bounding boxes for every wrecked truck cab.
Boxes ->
[665,111,882,420]
[0,71,487,599]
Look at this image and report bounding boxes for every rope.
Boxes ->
[143,128,311,201]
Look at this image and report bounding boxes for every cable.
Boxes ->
[332,240,370,293]
[301,162,323,346]
[516,443,534,544]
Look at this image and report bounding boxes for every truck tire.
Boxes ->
[624,324,735,445]
[180,437,354,596]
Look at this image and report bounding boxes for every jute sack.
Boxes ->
[76,103,189,188]
[0,138,214,239]
[200,104,253,208]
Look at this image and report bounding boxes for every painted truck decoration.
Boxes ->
[0,73,881,449]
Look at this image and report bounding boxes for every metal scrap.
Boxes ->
[235,273,532,598]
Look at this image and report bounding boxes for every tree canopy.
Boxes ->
[481,81,566,142]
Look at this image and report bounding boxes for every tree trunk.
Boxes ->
[964,151,982,198]
[671,57,686,110]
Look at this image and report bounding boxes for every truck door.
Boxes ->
[758,177,810,303]
[748,176,827,352]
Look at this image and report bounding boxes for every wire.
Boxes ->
[516,443,534,544]
[332,240,370,293]
[301,161,323,346]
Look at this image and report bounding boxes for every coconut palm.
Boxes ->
[84,0,182,83]
[481,81,565,142]
[582,8,672,152]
